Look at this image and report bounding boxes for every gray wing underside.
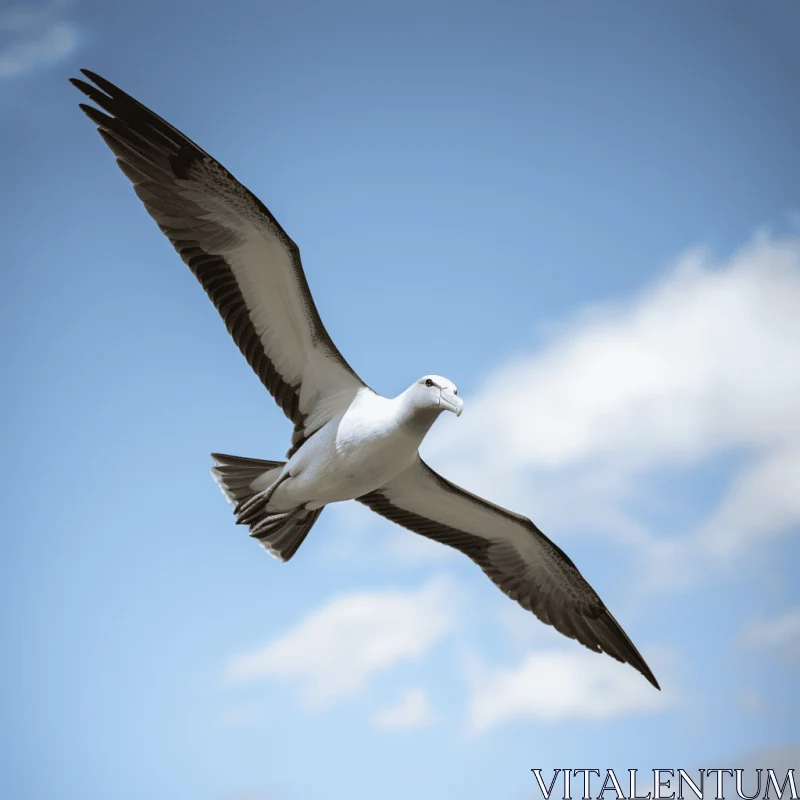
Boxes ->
[358,459,660,689]
[71,70,368,455]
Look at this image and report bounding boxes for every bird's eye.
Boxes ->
[425,379,433,387]
[453,389,458,395]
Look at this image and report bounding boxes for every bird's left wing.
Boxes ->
[358,459,660,689]
[71,70,368,455]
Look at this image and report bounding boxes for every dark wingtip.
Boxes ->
[631,644,660,690]
[77,102,113,127]
[70,77,94,101]
[71,69,100,88]
[649,672,661,691]
[633,654,660,690]
[79,69,123,99]
[597,608,661,691]
[629,650,660,691]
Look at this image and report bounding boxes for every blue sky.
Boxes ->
[3,1,799,799]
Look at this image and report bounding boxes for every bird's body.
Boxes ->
[261,383,450,511]
[71,70,661,690]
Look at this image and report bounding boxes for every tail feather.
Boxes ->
[210,452,324,562]
[210,452,284,505]
[252,507,324,562]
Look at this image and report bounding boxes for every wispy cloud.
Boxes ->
[421,232,800,588]
[224,577,455,707]
[0,0,79,79]
[467,648,672,733]
[695,448,800,562]
[743,607,800,661]
[372,688,435,730]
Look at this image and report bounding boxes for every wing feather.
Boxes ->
[72,70,369,455]
[358,459,660,689]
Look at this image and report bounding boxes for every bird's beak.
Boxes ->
[438,388,464,417]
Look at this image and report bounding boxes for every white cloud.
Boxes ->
[432,236,800,470]
[0,1,79,79]
[224,577,455,707]
[467,649,671,733]
[422,233,800,581]
[696,448,800,561]
[744,607,800,660]
[372,688,435,730]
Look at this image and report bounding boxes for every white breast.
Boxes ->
[280,390,422,507]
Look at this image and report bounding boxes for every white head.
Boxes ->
[405,374,464,417]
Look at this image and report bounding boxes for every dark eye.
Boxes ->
[425,379,433,387]
[453,389,458,395]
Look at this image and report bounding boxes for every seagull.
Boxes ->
[71,69,659,690]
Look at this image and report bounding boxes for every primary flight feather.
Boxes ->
[71,69,659,690]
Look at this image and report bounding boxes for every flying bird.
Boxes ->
[71,69,659,690]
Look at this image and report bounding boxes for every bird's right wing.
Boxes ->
[358,458,659,688]
[71,70,369,455]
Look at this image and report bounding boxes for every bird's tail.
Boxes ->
[210,452,324,562]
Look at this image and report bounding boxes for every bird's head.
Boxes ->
[410,374,463,417]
